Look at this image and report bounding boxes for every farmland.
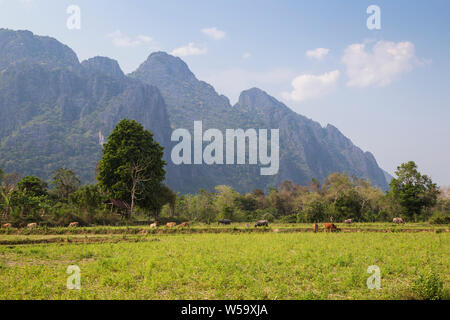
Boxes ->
[0,223,448,300]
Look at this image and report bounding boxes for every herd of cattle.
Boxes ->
[0,217,406,230]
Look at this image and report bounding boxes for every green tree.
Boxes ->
[70,184,105,210]
[97,119,166,214]
[17,176,48,197]
[142,184,176,219]
[298,194,329,223]
[389,161,439,219]
[332,189,363,221]
[52,168,80,201]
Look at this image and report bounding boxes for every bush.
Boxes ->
[412,271,445,300]
[279,214,297,223]
[261,213,275,222]
[428,211,450,224]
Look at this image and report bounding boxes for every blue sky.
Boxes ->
[1,0,449,185]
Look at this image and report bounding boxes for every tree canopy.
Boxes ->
[97,119,166,213]
[389,161,439,218]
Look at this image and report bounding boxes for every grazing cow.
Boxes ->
[254,220,269,227]
[323,223,340,232]
[344,219,353,224]
[2,223,12,228]
[150,222,159,229]
[218,219,232,225]
[178,222,190,228]
[27,223,37,229]
[166,222,177,228]
[313,224,319,233]
[393,217,405,224]
[68,222,79,228]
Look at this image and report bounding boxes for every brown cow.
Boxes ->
[150,222,159,229]
[393,217,405,224]
[313,224,319,233]
[68,222,79,228]
[2,223,12,228]
[166,222,177,228]
[178,222,190,228]
[323,223,340,232]
[344,219,353,224]
[27,223,37,229]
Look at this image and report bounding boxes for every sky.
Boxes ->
[1,0,449,186]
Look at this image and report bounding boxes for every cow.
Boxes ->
[68,222,79,228]
[313,224,319,233]
[27,223,37,229]
[178,222,190,228]
[323,223,340,232]
[2,223,12,229]
[393,217,405,224]
[344,219,353,224]
[218,219,232,225]
[150,222,159,229]
[166,222,177,228]
[254,220,269,227]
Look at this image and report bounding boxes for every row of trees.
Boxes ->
[0,119,448,226]
[161,163,448,224]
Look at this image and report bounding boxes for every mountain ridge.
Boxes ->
[0,29,390,192]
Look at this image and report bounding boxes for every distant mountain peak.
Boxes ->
[133,51,195,81]
[81,56,124,79]
[0,28,79,70]
[238,87,289,113]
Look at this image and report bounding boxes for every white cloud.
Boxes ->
[137,35,153,43]
[282,70,340,102]
[201,27,226,40]
[306,48,330,60]
[242,52,251,59]
[342,40,417,87]
[108,30,153,48]
[171,42,207,57]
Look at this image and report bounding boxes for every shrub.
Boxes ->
[428,211,450,224]
[279,214,297,223]
[412,271,444,300]
[261,213,275,222]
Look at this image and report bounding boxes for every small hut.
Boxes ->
[104,199,131,218]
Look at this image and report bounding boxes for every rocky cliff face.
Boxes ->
[0,29,389,192]
[132,54,389,191]
[0,29,180,188]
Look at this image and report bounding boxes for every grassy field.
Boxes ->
[0,224,448,300]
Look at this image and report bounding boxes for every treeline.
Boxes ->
[164,169,449,224]
[0,166,448,227]
[0,119,449,227]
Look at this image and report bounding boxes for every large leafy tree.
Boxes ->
[52,168,81,201]
[389,161,439,219]
[97,119,166,214]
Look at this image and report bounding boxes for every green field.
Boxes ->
[0,225,449,300]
